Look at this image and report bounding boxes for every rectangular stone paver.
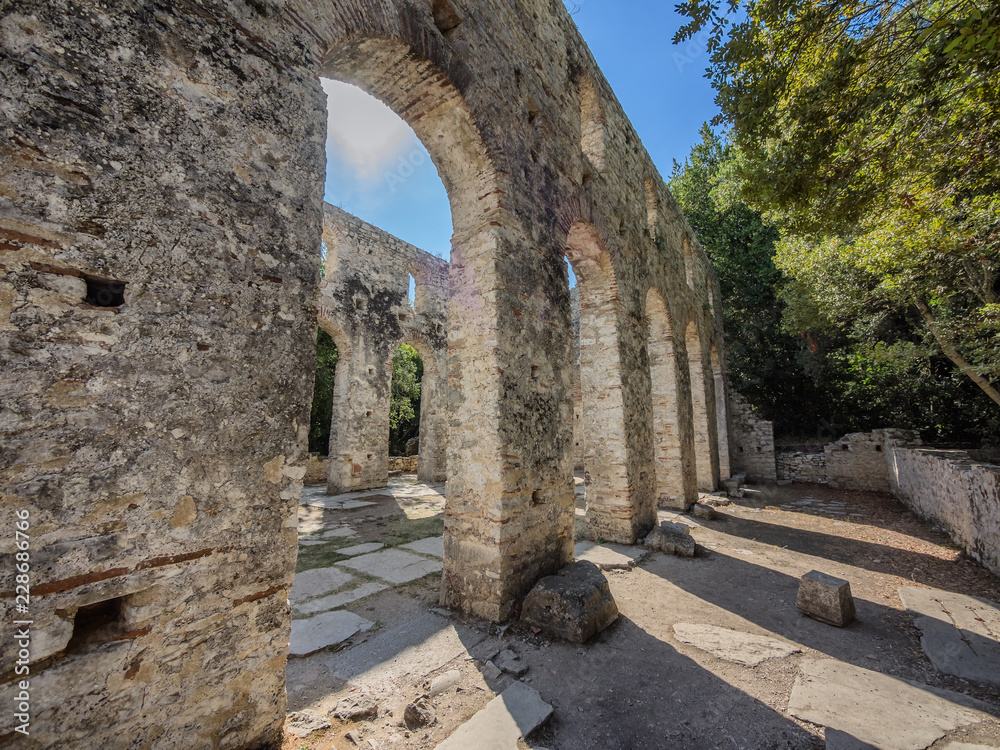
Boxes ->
[320,527,357,539]
[575,541,648,570]
[289,610,373,657]
[435,681,553,750]
[401,537,444,558]
[338,548,442,584]
[338,542,385,557]
[290,566,354,604]
[296,582,389,615]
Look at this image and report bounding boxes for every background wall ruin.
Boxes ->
[318,204,448,492]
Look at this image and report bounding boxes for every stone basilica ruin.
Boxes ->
[3,1,1000,749]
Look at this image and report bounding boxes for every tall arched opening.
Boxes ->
[685,320,719,491]
[646,290,697,509]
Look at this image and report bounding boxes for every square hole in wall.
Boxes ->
[66,596,125,655]
[84,275,126,308]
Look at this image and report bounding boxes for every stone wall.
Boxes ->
[888,442,1000,577]
[776,450,827,483]
[728,390,777,482]
[305,453,329,484]
[389,456,419,473]
[0,1,729,746]
[318,204,448,491]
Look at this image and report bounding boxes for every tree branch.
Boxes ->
[915,296,1000,407]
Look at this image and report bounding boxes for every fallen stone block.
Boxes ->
[435,682,553,750]
[520,561,619,643]
[722,476,745,498]
[797,570,856,627]
[691,503,718,520]
[643,521,696,558]
[495,649,528,677]
[403,699,435,728]
[429,670,462,697]
[286,710,330,738]
[332,694,378,722]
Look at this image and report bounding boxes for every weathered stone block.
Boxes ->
[797,571,856,627]
[691,502,718,520]
[643,521,696,558]
[520,561,619,643]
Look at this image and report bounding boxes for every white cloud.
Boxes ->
[322,79,417,183]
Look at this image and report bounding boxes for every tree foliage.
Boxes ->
[675,0,1000,414]
[672,126,1000,443]
[389,343,423,455]
[309,329,339,455]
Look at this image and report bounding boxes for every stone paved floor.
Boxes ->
[282,478,1000,750]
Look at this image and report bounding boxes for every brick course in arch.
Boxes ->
[0,1,729,746]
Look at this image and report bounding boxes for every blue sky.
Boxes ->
[321,1,719,261]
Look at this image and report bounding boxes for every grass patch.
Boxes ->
[378,513,445,548]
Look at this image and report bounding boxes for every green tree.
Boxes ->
[309,329,339,455]
[389,343,423,455]
[670,125,830,435]
[675,0,1000,407]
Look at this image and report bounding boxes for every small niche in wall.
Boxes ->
[432,0,464,36]
[527,96,542,128]
[530,364,540,381]
[644,178,659,238]
[84,275,126,308]
[66,596,125,655]
[876,445,883,452]
[531,489,544,506]
[354,297,367,311]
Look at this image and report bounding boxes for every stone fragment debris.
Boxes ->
[434,682,553,750]
[429,670,462,696]
[521,561,619,643]
[286,710,331,737]
[403,698,435,728]
[797,570,856,627]
[495,649,528,677]
[643,521,696,557]
[332,694,379,722]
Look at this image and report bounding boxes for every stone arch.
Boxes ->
[316,316,365,494]
[711,345,730,479]
[645,289,697,509]
[685,319,719,491]
[565,222,651,543]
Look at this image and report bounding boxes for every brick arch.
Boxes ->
[564,220,654,543]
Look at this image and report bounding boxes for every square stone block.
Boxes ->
[797,570,856,627]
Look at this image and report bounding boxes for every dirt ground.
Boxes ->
[281,479,1000,750]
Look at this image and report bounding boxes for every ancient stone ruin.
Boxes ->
[1,1,730,746]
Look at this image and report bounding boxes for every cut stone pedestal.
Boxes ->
[520,561,619,643]
[797,570,856,627]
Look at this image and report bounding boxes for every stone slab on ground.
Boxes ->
[788,659,993,750]
[320,527,357,539]
[434,681,553,750]
[290,566,355,604]
[402,536,445,558]
[521,561,618,643]
[289,610,374,657]
[338,548,443,584]
[574,541,648,570]
[338,542,385,556]
[797,570,856,627]
[672,623,801,667]
[825,729,878,749]
[325,612,486,693]
[899,586,1000,688]
[296,582,389,615]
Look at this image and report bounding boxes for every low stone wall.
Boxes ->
[305,453,329,484]
[777,450,827,483]
[728,390,777,482]
[888,443,1000,576]
[389,456,419,473]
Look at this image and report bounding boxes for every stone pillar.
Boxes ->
[686,321,720,492]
